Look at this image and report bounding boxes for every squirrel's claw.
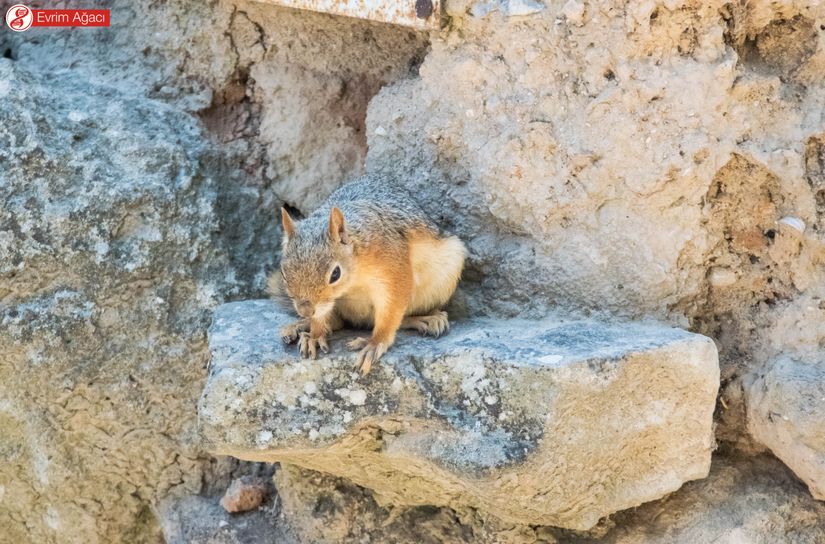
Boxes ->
[355,341,388,375]
[346,337,369,351]
[402,311,449,338]
[298,332,328,359]
[298,332,314,358]
[281,319,310,345]
[425,311,449,337]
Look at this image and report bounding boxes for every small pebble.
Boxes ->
[220,476,269,513]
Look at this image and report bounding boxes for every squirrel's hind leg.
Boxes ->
[401,310,449,337]
[408,234,465,315]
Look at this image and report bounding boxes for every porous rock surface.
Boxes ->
[0,1,426,541]
[159,454,825,544]
[575,454,825,544]
[3,0,825,540]
[364,0,825,526]
[199,300,719,530]
[747,357,825,500]
[0,57,238,542]
[158,493,293,544]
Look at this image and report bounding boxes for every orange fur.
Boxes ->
[275,176,467,373]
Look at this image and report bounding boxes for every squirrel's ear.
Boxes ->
[281,207,296,242]
[328,207,348,244]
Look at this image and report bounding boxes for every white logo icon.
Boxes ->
[6,4,33,32]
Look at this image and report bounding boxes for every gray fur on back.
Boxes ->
[302,173,439,246]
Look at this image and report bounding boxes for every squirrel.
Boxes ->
[269,174,466,375]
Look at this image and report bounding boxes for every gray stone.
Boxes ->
[199,300,719,530]
[0,3,425,541]
[505,0,545,17]
[0,56,231,543]
[158,494,295,544]
[747,357,825,501]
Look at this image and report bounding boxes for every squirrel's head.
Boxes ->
[278,206,354,320]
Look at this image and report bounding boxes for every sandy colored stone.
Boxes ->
[747,357,825,501]
[366,3,825,323]
[573,454,825,544]
[4,0,825,540]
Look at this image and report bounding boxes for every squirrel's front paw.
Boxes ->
[298,332,329,359]
[281,319,309,345]
[355,341,388,375]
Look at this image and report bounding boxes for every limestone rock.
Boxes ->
[199,300,719,530]
[0,2,425,540]
[0,57,230,542]
[273,464,480,543]
[578,454,825,543]
[160,455,825,544]
[5,0,825,539]
[366,1,825,324]
[747,358,825,500]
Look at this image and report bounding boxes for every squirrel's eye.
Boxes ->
[329,265,341,284]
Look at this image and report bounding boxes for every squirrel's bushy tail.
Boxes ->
[266,272,294,310]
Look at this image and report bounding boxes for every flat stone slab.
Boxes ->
[199,300,719,530]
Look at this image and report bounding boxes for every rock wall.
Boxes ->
[0,55,232,543]
[365,0,825,504]
[1,0,825,542]
[0,1,426,541]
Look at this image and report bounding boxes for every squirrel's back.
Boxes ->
[303,174,440,246]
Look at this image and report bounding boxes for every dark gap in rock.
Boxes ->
[282,202,303,220]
